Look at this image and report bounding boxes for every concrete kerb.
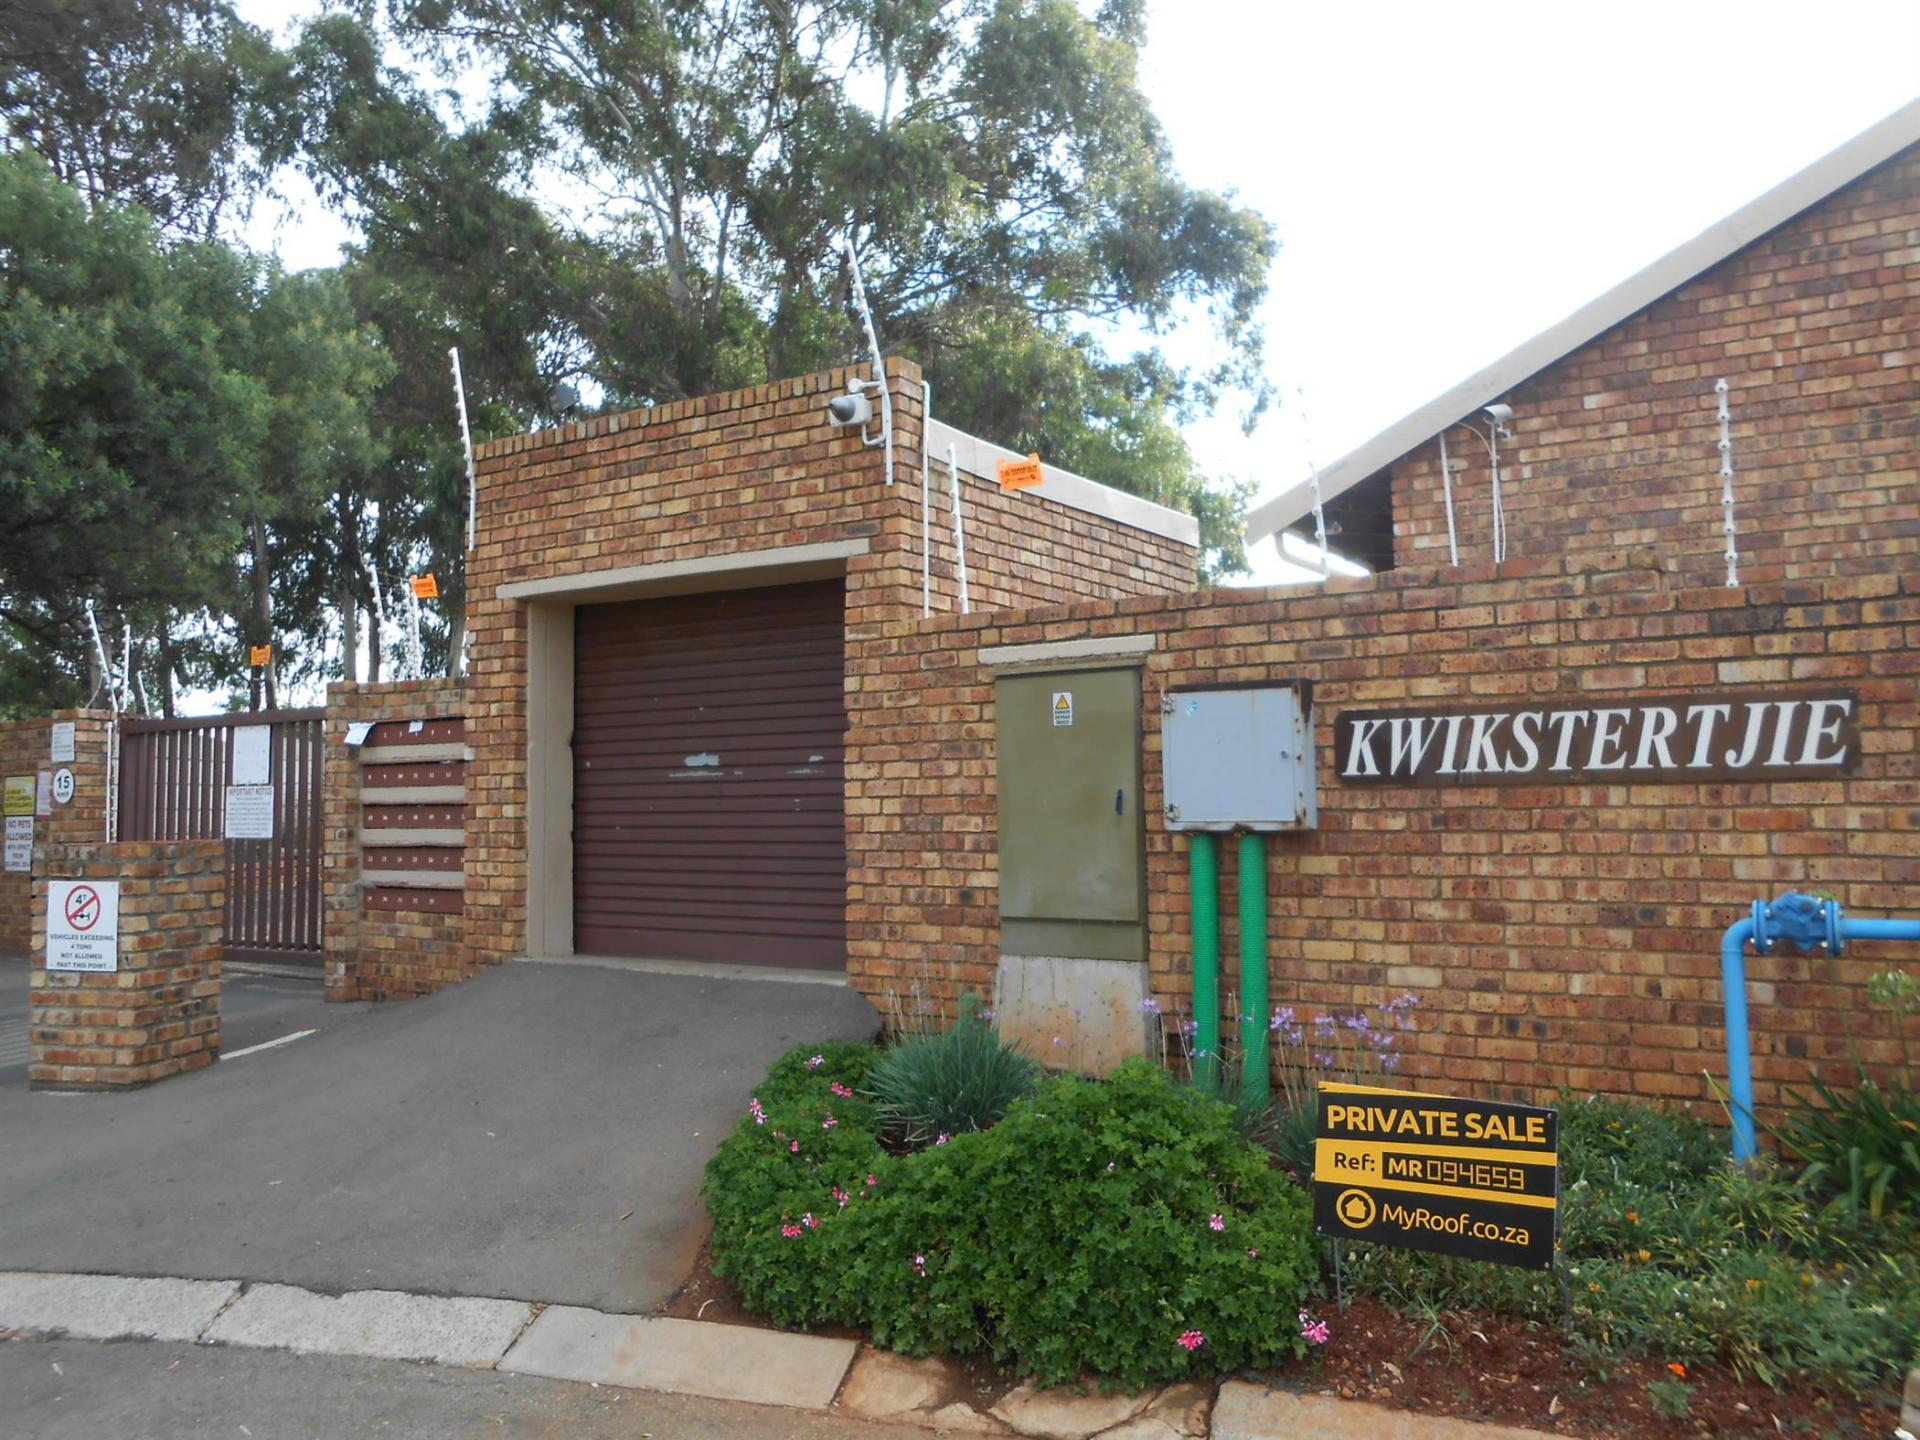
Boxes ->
[0,1270,1563,1440]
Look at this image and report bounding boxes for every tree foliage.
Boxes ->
[0,0,1275,711]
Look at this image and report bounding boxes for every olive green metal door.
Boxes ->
[995,668,1144,961]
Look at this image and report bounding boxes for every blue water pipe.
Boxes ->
[1721,891,1920,1162]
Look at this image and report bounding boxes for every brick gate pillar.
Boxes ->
[29,840,224,1089]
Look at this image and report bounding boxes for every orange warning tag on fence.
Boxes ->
[410,573,439,600]
[997,453,1044,491]
[249,645,273,667]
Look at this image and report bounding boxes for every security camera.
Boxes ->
[1483,402,1515,438]
[827,387,872,428]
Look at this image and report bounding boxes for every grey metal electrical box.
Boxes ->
[1161,683,1318,831]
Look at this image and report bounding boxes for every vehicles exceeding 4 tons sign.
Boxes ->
[1313,1082,1559,1270]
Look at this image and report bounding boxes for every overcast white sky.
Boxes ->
[238,0,1920,585]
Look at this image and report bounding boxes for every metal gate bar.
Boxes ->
[119,709,326,966]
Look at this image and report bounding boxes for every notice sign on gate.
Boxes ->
[1314,1082,1558,1270]
[47,880,120,972]
[3,775,33,874]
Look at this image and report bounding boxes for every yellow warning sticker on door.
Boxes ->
[1052,692,1073,727]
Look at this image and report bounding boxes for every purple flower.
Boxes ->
[1140,997,1163,1015]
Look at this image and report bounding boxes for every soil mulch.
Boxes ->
[1260,1297,1897,1439]
[664,1235,1901,1439]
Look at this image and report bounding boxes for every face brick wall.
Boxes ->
[463,359,1198,972]
[32,838,224,1088]
[323,680,467,1002]
[847,555,1919,1116]
[0,711,115,952]
[1386,148,1920,584]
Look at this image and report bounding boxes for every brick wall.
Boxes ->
[464,358,1198,970]
[323,680,467,1001]
[1389,147,1920,584]
[31,839,224,1088]
[0,711,115,952]
[846,555,1920,1116]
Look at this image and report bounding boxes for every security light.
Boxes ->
[828,387,873,428]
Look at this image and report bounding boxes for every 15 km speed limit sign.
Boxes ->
[46,879,119,972]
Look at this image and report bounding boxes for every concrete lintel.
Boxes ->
[358,871,464,890]
[359,828,464,848]
[978,635,1158,669]
[498,539,870,604]
[360,786,465,805]
[356,743,470,765]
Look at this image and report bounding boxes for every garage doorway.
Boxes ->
[571,579,847,970]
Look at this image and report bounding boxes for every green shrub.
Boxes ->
[1780,1073,1920,1220]
[702,1051,1322,1387]
[701,1064,889,1329]
[1340,1091,1920,1392]
[837,1060,1320,1388]
[865,997,1041,1145]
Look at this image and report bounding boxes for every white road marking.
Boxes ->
[222,1028,317,1060]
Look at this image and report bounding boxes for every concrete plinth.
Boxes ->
[30,840,224,1089]
[994,955,1153,1076]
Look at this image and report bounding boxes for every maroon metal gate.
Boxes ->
[118,709,326,966]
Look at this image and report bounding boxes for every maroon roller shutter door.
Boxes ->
[572,579,848,969]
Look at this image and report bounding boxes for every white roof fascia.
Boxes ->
[1244,96,1920,546]
[928,418,1201,548]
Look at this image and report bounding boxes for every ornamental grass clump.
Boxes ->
[865,994,1041,1146]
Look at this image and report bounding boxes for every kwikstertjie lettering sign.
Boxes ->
[1313,1082,1559,1270]
[1335,688,1857,786]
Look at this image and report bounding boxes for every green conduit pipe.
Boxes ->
[1189,834,1220,1094]
[1238,832,1271,1106]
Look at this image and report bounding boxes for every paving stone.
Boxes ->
[838,1348,957,1419]
[989,1381,1156,1440]
[0,1271,239,1342]
[204,1283,530,1368]
[925,1400,1013,1433]
[1211,1383,1557,1440]
[500,1305,856,1410]
[1101,1381,1213,1439]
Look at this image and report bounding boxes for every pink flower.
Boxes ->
[934,1133,951,1146]
[1209,1213,1226,1232]
[802,1212,819,1229]
[822,1114,838,1130]
[1106,1162,1116,1172]
[830,1082,855,1098]
[865,1173,879,1187]
[790,1140,801,1153]
[1176,1330,1206,1352]
[832,1186,851,1209]
[1298,1310,1330,1346]
[781,1223,804,1238]
[1248,1247,1260,1260]
[913,1254,927,1276]
[748,1098,766,1125]
[806,1054,825,1069]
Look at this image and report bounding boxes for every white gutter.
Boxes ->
[1244,95,1920,545]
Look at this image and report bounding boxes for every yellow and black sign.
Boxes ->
[1313,1081,1558,1270]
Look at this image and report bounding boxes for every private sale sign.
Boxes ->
[1313,1082,1559,1270]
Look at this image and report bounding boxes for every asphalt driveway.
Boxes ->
[0,961,879,1312]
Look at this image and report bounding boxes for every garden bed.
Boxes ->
[691,1020,1918,1439]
